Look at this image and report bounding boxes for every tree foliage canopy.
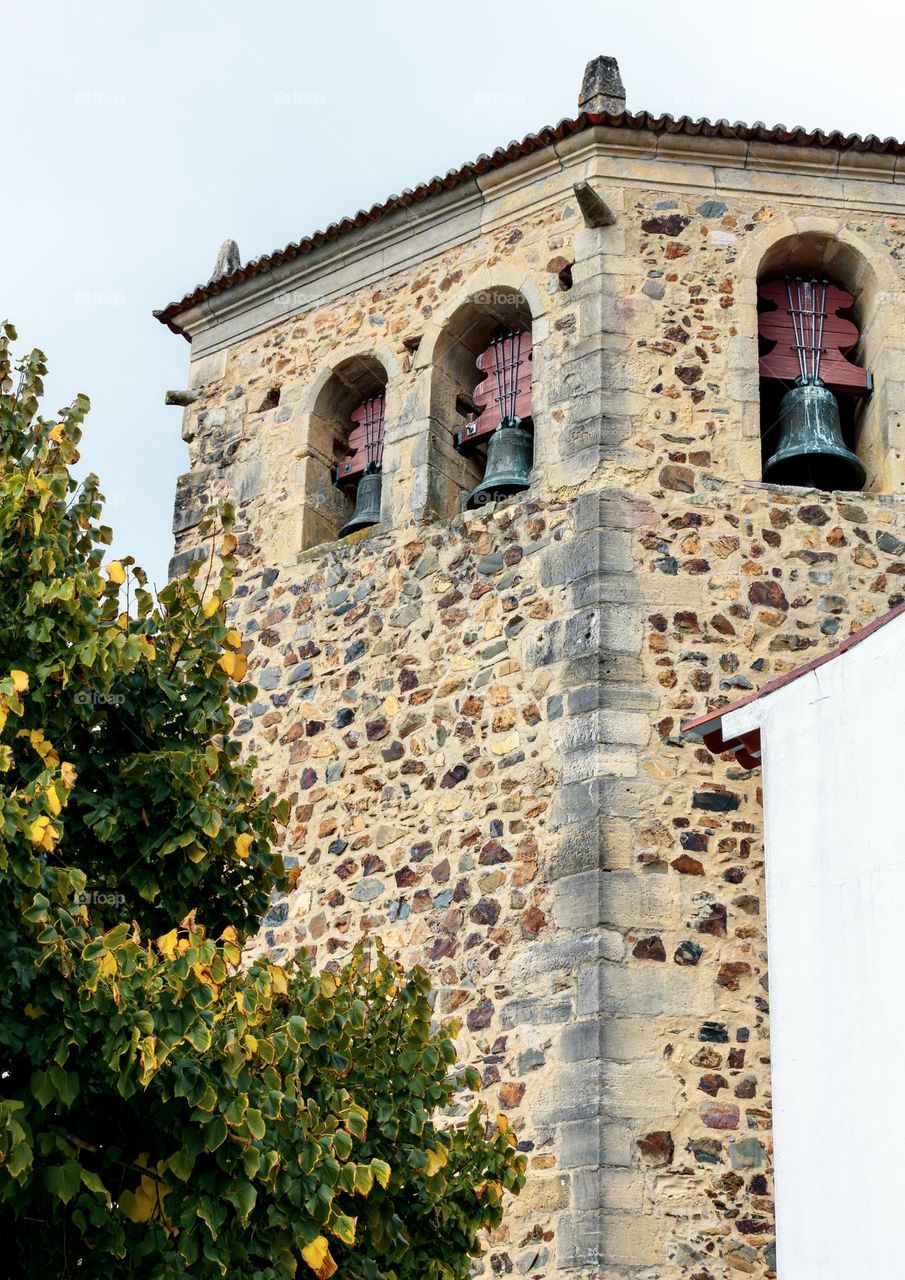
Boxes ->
[0,326,524,1278]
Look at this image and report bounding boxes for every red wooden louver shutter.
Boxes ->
[336,393,386,482]
[758,278,869,396]
[460,330,533,446]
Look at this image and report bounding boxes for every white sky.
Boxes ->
[4,0,904,589]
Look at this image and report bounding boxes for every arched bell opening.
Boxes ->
[309,355,388,544]
[430,288,535,513]
[757,235,877,492]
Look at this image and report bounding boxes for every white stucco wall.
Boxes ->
[723,611,905,1280]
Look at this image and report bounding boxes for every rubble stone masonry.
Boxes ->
[161,110,905,1277]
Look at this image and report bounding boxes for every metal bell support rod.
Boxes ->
[763,277,865,492]
[466,330,534,509]
[339,393,385,538]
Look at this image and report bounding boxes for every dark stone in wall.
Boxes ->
[671,854,705,875]
[688,1136,724,1164]
[675,940,703,966]
[637,1131,674,1164]
[641,213,690,236]
[632,935,667,961]
[698,903,728,937]
[659,464,696,492]
[878,530,905,556]
[748,580,789,611]
[696,200,728,218]
[693,791,740,812]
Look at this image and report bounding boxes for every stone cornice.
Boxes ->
[169,127,905,361]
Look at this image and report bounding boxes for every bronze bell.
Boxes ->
[339,467,382,538]
[763,378,865,491]
[465,419,534,510]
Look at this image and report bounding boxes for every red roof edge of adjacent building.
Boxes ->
[682,599,905,767]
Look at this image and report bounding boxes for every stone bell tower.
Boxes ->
[157,53,905,1278]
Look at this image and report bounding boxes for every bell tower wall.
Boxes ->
[163,121,905,1277]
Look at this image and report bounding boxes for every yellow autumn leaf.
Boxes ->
[217,651,237,677]
[48,423,67,443]
[217,651,248,681]
[224,629,242,649]
[27,815,58,851]
[301,1236,337,1279]
[45,786,61,816]
[496,1114,510,1134]
[157,929,178,960]
[424,1147,448,1177]
[28,729,56,763]
[220,533,237,555]
[99,951,117,978]
[269,965,288,996]
[119,1182,155,1222]
[202,594,220,619]
[24,1003,43,1019]
[191,961,213,985]
[10,669,28,692]
[235,833,253,861]
[106,561,126,585]
[475,1179,503,1204]
[60,761,77,789]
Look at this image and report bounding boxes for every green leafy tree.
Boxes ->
[0,325,524,1278]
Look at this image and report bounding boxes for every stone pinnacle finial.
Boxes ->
[579,55,626,115]
[211,238,241,282]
